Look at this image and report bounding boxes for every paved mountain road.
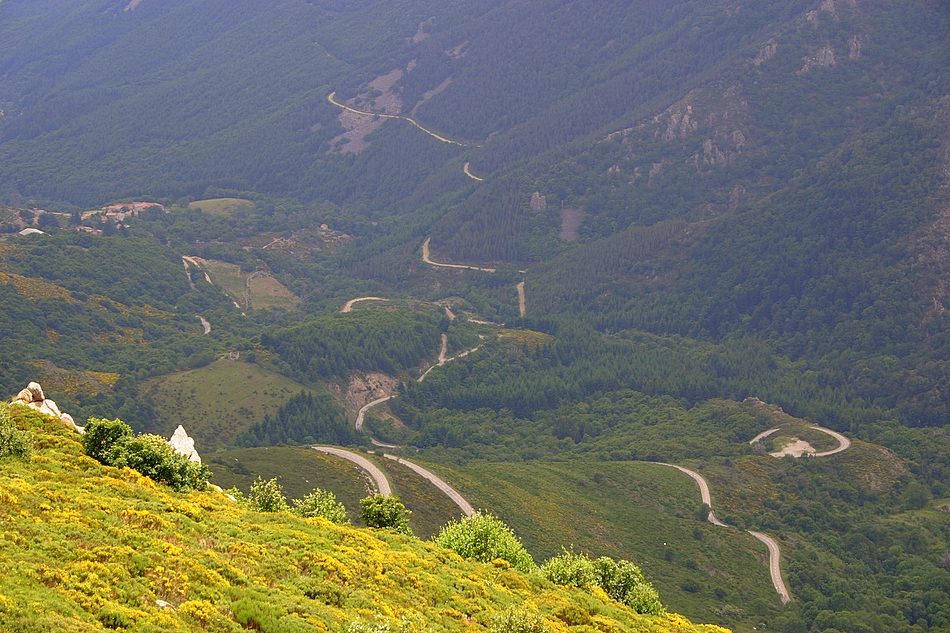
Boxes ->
[651,462,790,604]
[311,446,391,496]
[384,454,475,516]
[341,296,387,313]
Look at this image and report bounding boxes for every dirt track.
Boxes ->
[516,281,526,317]
[327,92,467,147]
[463,162,485,182]
[421,237,496,273]
[341,296,387,313]
[355,395,394,432]
[749,531,791,604]
[751,424,851,458]
[652,462,790,604]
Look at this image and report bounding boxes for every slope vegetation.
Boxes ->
[0,404,728,633]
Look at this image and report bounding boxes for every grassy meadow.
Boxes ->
[188,197,256,217]
[141,359,305,450]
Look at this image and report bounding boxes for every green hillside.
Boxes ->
[0,2,947,632]
[416,460,782,632]
[0,403,728,633]
[140,359,307,450]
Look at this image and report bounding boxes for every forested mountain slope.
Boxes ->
[1,2,948,631]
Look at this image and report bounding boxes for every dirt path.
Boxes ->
[463,162,485,182]
[327,91,468,147]
[355,395,394,432]
[418,334,449,382]
[422,237,497,273]
[182,256,213,285]
[311,446,391,496]
[811,426,851,456]
[749,428,780,444]
[652,462,790,604]
[751,425,851,457]
[341,296,387,313]
[383,454,475,516]
[182,258,196,290]
[196,315,211,335]
[417,334,482,383]
[516,281,526,318]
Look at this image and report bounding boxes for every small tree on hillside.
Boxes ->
[359,495,412,535]
[0,406,32,460]
[248,477,289,512]
[82,417,133,464]
[434,512,535,572]
[294,488,348,523]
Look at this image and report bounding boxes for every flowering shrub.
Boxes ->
[109,434,209,492]
[433,512,535,573]
[0,405,31,459]
[247,477,289,512]
[541,551,663,615]
[360,495,412,535]
[490,609,549,633]
[294,488,348,523]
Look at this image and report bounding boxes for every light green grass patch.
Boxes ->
[141,359,305,450]
[247,273,300,310]
[188,197,255,216]
[199,259,299,310]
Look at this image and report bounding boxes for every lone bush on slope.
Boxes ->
[540,550,663,615]
[433,512,536,573]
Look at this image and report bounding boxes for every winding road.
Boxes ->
[311,446,391,496]
[651,462,790,604]
[355,395,394,432]
[422,237,497,273]
[383,454,475,516]
[341,296,387,313]
[327,91,468,147]
[749,531,791,604]
[418,334,449,382]
[653,423,850,606]
[463,162,485,182]
[750,425,851,458]
[196,315,211,335]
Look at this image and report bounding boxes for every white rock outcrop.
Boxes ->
[10,382,84,433]
[168,425,201,463]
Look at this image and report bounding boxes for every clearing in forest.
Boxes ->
[141,359,305,450]
[188,198,256,217]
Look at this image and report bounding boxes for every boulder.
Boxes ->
[168,425,201,463]
[26,382,45,402]
[38,401,58,418]
[44,399,62,417]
